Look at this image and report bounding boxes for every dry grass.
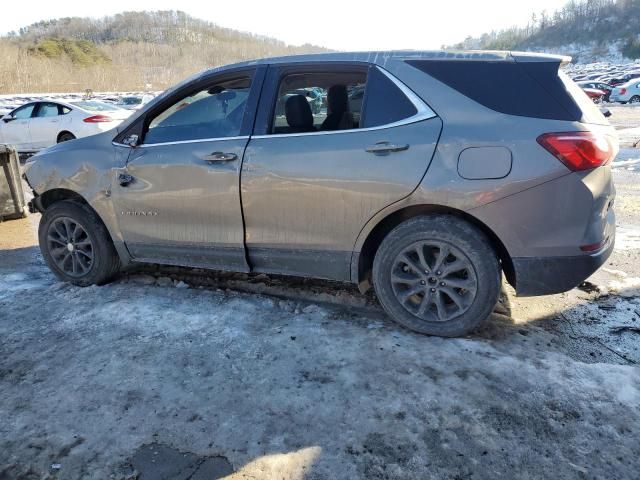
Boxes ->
[0,39,325,93]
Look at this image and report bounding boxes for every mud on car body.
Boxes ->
[24,50,618,337]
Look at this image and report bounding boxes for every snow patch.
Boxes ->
[615,225,640,250]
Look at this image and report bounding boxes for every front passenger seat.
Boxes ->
[284,95,315,133]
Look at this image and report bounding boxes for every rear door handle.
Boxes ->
[201,152,237,163]
[365,142,409,154]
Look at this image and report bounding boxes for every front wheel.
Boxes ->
[38,200,120,286]
[372,215,501,337]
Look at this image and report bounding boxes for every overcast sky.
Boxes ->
[2,0,566,50]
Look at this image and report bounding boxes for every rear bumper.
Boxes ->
[512,234,614,296]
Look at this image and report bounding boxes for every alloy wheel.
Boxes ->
[47,217,94,277]
[390,240,478,322]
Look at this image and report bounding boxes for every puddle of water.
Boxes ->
[130,443,234,480]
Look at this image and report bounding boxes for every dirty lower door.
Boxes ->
[241,64,442,281]
[111,68,263,271]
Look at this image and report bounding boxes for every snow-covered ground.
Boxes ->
[1,245,639,479]
[2,106,640,479]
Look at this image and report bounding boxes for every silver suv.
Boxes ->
[24,51,618,337]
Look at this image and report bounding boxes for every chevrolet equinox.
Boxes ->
[24,51,618,337]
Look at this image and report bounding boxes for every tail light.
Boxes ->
[537,131,616,171]
[83,115,113,123]
[620,88,627,95]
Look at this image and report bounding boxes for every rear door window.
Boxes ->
[271,71,367,134]
[267,65,420,135]
[36,103,61,117]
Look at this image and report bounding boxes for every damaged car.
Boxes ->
[24,50,618,337]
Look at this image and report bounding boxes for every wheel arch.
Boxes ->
[353,204,515,292]
[56,130,75,143]
[35,187,87,212]
[34,187,130,264]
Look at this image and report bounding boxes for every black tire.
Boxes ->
[630,96,640,104]
[372,215,501,337]
[57,132,76,143]
[38,200,120,286]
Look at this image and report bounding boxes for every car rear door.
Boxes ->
[1,103,36,151]
[241,63,442,281]
[30,102,64,149]
[110,66,265,271]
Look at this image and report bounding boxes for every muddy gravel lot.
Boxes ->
[1,106,640,479]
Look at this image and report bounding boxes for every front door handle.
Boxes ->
[201,152,237,163]
[365,142,410,154]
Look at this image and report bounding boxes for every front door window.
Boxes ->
[145,77,252,144]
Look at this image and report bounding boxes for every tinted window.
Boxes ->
[145,76,251,144]
[120,97,141,106]
[361,67,417,128]
[407,59,583,121]
[71,101,122,112]
[12,104,35,119]
[272,71,367,134]
[36,103,60,117]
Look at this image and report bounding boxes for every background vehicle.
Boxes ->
[577,81,612,102]
[24,51,618,337]
[0,99,131,153]
[116,94,154,110]
[610,79,640,104]
[609,72,640,86]
[581,87,607,103]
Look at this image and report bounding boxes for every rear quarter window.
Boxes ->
[361,67,417,128]
[406,59,587,122]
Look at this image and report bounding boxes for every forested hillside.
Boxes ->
[0,11,327,93]
[449,0,640,62]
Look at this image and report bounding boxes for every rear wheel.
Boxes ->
[629,96,640,104]
[372,215,501,337]
[38,200,120,286]
[57,132,76,143]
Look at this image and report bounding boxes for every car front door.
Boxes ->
[30,102,64,149]
[1,103,36,151]
[241,63,442,281]
[111,67,265,271]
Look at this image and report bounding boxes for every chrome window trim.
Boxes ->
[251,65,436,140]
[112,135,249,148]
[110,66,436,147]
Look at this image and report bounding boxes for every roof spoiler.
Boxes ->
[510,51,572,66]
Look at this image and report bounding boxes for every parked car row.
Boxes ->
[0,92,159,153]
[566,60,640,104]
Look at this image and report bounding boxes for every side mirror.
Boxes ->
[3,115,15,123]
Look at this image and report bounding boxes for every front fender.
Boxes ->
[24,130,133,263]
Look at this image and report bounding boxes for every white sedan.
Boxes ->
[609,79,640,104]
[0,99,132,153]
